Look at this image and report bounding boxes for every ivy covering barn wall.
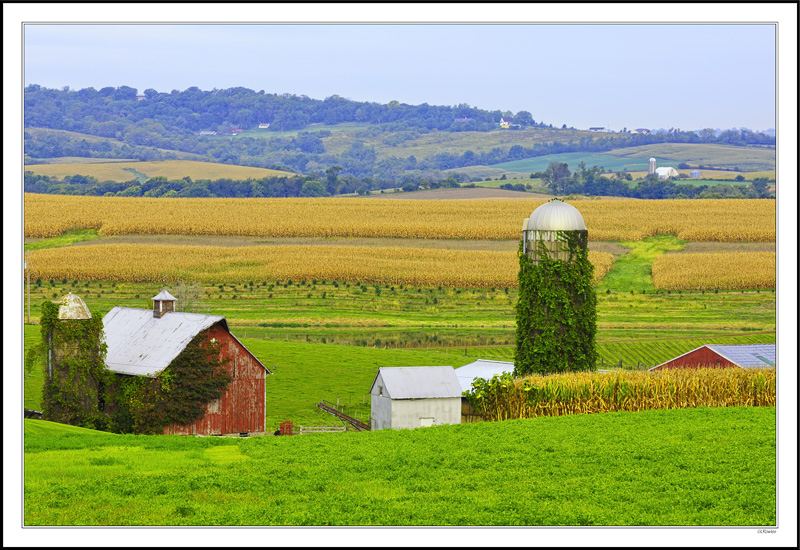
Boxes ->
[108,331,232,434]
[514,230,597,376]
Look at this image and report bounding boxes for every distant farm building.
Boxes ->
[197,130,217,136]
[655,166,680,179]
[631,128,651,134]
[500,117,514,128]
[103,290,271,436]
[135,95,146,101]
[690,170,702,178]
[369,366,462,430]
[649,344,776,371]
[588,127,606,132]
[258,122,270,128]
[454,117,473,123]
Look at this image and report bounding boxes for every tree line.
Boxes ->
[25,162,772,200]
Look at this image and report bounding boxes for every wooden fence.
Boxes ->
[298,426,347,435]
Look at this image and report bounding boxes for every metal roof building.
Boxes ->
[455,359,514,393]
[103,307,226,377]
[649,344,776,371]
[101,292,271,436]
[369,366,462,430]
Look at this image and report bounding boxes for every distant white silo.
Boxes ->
[648,158,656,175]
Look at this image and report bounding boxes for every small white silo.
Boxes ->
[648,157,656,175]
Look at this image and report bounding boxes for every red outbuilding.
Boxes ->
[102,290,271,436]
[649,344,776,372]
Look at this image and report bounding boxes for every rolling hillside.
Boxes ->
[24,160,295,183]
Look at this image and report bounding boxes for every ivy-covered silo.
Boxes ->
[40,292,109,427]
[515,199,597,376]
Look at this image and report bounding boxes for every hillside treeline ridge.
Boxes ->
[24,85,776,181]
[24,167,772,200]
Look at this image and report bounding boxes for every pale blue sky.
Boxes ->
[24,23,776,131]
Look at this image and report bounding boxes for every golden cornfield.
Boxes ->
[468,367,776,421]
[652,252,776,290]
[26,244,614,288]
[24,194,775,242]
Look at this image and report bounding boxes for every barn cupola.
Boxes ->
[151,289,177,319]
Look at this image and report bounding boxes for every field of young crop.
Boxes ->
[437,333,777,370]
[22,405,776,526]
[24,194,776,242]
[24,160,294,183]
[25,243,614,288]
[652,252,776,290]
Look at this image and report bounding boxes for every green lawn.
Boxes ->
[23,406,776,526]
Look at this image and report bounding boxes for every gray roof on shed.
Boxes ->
[455,359,514,393]
[370,366,462,399]
[102,307,227,377]
[706,344,776,368]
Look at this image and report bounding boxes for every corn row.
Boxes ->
[27,244,613,288]
[652,252,775,290]
[24,194,775,242]
[468,368,776,421]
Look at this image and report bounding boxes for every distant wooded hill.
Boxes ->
[24,85,775,181]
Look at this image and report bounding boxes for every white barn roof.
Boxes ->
[370,366,462,399]
[455,359,514,393]
[102,307,226,377]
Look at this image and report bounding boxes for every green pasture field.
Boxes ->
[626,169,776,182]
[23,406,776,526]
[493,152,652,174]
[324,127,600,160]
[606,143,776,172]
[24,159,294,183]
[492,143,776,175]
[436,333,776,369]
[597,235,686,292]
[233,121,369,139]
[24,229,101,252]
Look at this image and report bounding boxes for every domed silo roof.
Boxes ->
[526,199,586,231]
[57,292,92,320]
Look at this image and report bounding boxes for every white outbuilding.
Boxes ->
[369,366,463,430]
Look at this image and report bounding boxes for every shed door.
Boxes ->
[420,417,434,428]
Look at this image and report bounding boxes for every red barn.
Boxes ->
[649,344,776,371]
[102,290,271,436]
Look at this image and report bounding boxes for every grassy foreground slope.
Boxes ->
[23,406,775,526]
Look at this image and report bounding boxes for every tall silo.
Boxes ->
[515,199,597,376]
[648,157,656,175]
[41,292,108,426]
